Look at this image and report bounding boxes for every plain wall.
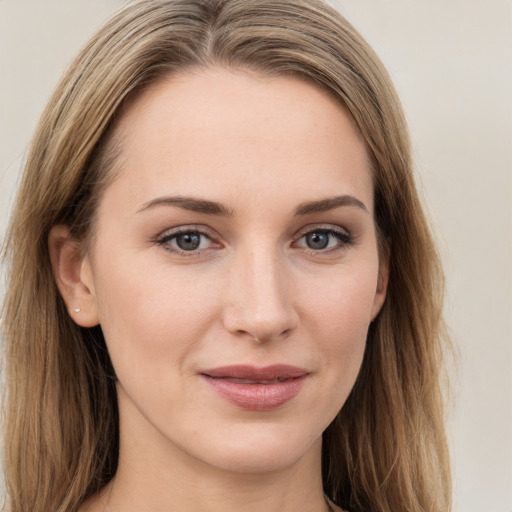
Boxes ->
[1,1,511,511]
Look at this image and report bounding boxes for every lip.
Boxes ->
[200,365,309,411]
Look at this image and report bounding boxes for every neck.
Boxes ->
[93,434,329,512]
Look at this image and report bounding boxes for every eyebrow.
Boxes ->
[137,194,368,217]
[137,196,234,216]
[294,195,369,215]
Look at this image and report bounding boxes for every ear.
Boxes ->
[48,225,100,327]
[370,253,389,321]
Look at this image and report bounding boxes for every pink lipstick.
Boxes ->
[200,365,308,411]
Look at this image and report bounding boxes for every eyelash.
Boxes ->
[155,227,215,256]
[155,225,353,257]
[294,226,353,255]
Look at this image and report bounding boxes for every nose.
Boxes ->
[222,245,299,343]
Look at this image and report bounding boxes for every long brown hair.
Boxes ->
[2,1,451,510]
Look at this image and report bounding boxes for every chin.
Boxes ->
[185,425,322,475]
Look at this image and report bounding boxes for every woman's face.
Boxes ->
[76,67,387,474]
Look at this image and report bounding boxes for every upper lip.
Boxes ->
[200,364,309,381]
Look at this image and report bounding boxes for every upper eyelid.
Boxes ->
[155,223,351,239]
[294,227,351,245]
[157,225,215,239]
[156,223,348,235]
[293,223,351,238]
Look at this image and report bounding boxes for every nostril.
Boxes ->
[222,256,299,341]
[224,309,298,344]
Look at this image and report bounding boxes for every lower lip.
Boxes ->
[202,375,308,411]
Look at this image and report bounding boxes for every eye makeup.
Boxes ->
[153,222,355,260]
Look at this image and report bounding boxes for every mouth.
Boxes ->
[200,365,309,411]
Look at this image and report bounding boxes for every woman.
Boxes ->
[1,0,451,511]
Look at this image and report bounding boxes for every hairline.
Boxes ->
[80,63,383,253]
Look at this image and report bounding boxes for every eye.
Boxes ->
[156,228,216,254]
[296,227,352,252]
[173,232,203,251]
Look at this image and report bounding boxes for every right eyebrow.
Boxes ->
[136,195,234,217]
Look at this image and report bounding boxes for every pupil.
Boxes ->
[306,232,329,250]
[177,233,200,251]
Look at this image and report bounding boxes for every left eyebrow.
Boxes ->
[294,195,369,216]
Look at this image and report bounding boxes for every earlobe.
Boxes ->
[48,225,100,327]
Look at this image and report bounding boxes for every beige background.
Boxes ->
[1,1,511,510]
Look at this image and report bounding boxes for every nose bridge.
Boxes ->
[223,240,298,342]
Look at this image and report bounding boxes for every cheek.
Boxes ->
[300,263,378,385]
[92,256,222,370]
[302,260,378,336]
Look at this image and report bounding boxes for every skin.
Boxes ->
[50,67,388,512]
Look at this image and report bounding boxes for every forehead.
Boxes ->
[104,66,373,214]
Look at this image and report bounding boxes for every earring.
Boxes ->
[74,306,81,313]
